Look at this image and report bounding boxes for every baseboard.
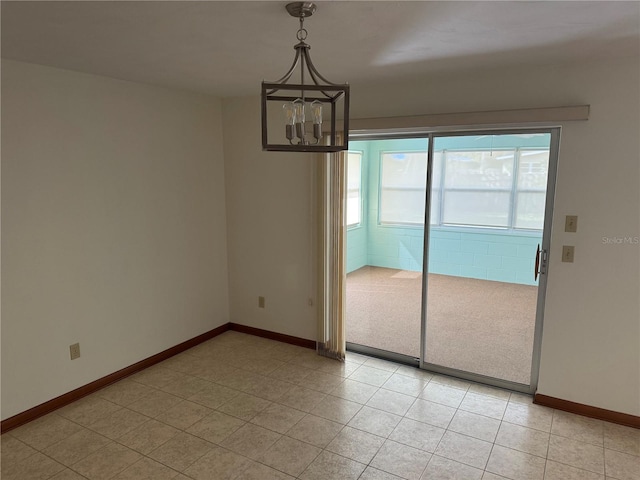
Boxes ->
[1,322,317,434]
[228,323,316,350]
[534,393,640,429]
[1,323,231,434]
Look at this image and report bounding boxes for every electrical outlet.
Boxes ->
[565,215,578,233]
[562,245,575,263]
[258,296,265,308]
[69,343,81,360]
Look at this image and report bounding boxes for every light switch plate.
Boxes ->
[565,215,578,233]
[562,245,575,263]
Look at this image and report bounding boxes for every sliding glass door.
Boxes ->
[345,128,559,391]
[422,131,558,390]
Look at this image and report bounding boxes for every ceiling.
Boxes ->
[2,1,639,98]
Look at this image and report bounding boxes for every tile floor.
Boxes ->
[2,331,639,480]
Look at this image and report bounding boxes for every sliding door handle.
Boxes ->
[534,244,548,281]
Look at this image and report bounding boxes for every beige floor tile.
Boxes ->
[604,422,640,457]
[434,431,493,469]
[547,434,605,474]
[159,374,211,399]
[509,392,534,404]
[9,414,84,451]
[238,357,287,375]
[551,410,604,446]
[348,406,402,437]
[0,451,65,480]
[486,444,546,480]
[366,388,415,416]
[220,423,282,460]
[42,428,112,466]
[326,425,385,464]
[329,378,378,404]
[448,409,501,442]
[301,370,345,392]
[299,450,366,480]
[156,400,212,430]
[482,472,510,480]
[382,373,429,397]
[503,402,553,432]
[467,383,512,401]
[148,432,214,471]
[371,439,431,480]
[1,435,38,464]
[268,363,314,383]
[250,402,306,434]
[459,392,508,420]
[496,422,550,458]
[117,418,180,455]
[421,455,484,480]
[127,389,183,418]
[360,466,405,479]
[130,366,186,390]
[112,457,180,479]
[543,459,604,480]
[183,446,251,480]
[420,382,466,408]
[276,384,327,412]
[72,442,141,480]
[363,358,400,373]
[605,448,640,480]
[310,394,362,424]
[405,398,456,429]
[286,414,343,448]
[257,436,322,476]
[186,410,245,444]
[240,461,297,479]
[292,350,339,370]
[349,365,393,387]
[429,375,471,391]
[345,351,370,364]
[96,379,153,407]
[51,468,91,480]
[187,380,239,409]
[217,392,272,420]
[389,417,445,453]
[317,359,360,378]
[87,407,149,439]
[216,369,264,391]
[57,395,121,427]
[243,376,294,402]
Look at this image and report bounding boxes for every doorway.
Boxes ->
[344,129,559,391]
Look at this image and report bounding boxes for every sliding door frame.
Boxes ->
[347,125,561,394]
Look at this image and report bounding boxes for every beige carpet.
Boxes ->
[346,266,538,384]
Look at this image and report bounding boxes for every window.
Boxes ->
[380,148,549,230]
[346,151,363,227]
[380,151,428,224]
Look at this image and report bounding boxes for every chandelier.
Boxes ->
[261,2,350,152]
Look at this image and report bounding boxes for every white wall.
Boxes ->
[223,56,639,416]
[1,60,230,420]
[222,97,317,341]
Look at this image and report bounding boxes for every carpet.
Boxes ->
[346,266,538,384]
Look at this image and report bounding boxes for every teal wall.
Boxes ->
[346,136,548,286]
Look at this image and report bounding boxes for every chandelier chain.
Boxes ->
[296,16,308,42]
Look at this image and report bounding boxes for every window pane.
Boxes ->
[346,152,362,226]
[515,192,546,229]
[429,189,440,225]
[380,189,426,224]
[381,152,427,188]
[380,151,427,224]
[445,150,514,189]
[443,191,510,227]
[518,150,549,190]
